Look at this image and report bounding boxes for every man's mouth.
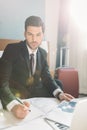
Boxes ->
[31,42,38,46]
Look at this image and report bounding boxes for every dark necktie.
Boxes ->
[30,53,34,75]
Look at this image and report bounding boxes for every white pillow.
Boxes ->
[40,41,49,53]
[0,51,3,58]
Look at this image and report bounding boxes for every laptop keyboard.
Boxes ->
[55,122,69,130]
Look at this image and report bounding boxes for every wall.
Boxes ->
[69,24,87,94]
[45,0,60,71]
[0,0,45,39]
[68,0,87,94]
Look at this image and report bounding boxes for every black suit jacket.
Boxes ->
[0,40,60,108]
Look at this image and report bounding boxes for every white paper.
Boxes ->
[27,97,59,113]
[3,104,44,126]
[0,98,79,130]
[5,118,53,130]
[0,98,58,129]
[0,109,12,129]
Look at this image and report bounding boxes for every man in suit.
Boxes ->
[0,16,74,119]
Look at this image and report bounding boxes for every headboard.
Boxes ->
[0,39,50,64]
[0,39,20,50]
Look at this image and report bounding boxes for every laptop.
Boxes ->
[45,98,87,130]
[69,98,87,130]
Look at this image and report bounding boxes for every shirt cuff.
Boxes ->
[53,88,63,96]
[53,88,63,98]
[6,100,20,111]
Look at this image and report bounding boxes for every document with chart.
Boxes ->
[45,99,79,126]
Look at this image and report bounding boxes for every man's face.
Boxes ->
[24,26,44,50]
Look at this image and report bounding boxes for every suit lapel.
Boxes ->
[20,42,30,76]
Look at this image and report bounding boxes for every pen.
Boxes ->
[16,98,31,112]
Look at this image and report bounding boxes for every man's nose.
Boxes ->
[32,35,36,41]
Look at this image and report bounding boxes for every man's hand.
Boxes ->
[11,101,30,119]
[59,92,74,101]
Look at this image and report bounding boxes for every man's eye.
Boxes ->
[37,33,41,36]
[28,33,32,36]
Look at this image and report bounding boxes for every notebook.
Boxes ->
[45,98,87,130]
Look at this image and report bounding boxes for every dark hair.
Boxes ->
[25,16,45,33]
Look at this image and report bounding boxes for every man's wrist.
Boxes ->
[55,92,64,100]
[6,100,20,111]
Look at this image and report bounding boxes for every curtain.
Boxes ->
[56,0,70,67]
[56,0,87,94]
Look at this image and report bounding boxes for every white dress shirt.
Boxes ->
[26,44,37,75]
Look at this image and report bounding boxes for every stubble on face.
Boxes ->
[25,26,44,50]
